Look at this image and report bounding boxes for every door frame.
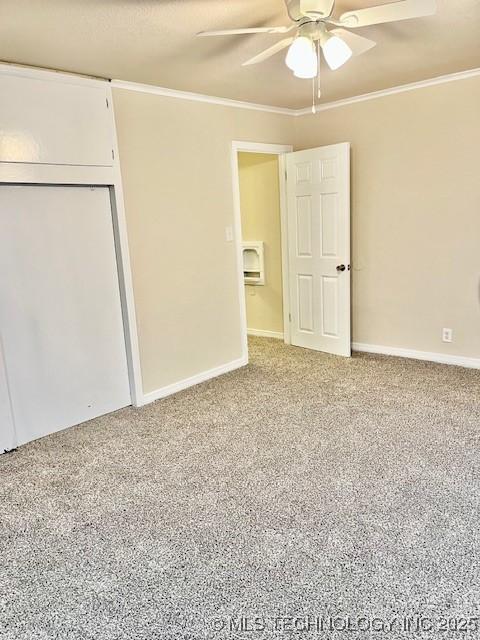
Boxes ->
[231,140,293,361]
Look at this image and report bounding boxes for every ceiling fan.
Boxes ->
[197,0,437,80]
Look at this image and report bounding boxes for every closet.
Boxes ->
[0,67,136,452]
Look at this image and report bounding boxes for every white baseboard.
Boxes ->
[352,342,480,370]
[247,328,284,340]
[141,355,248,405]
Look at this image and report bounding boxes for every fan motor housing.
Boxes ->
[286,0,333,21]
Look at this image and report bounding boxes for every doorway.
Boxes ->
[231,141,351,361]
[231,141,293,364]
[239,151,285,340]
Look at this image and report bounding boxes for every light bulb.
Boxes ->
[286,36,318,79]
[286,37,317,72]
[322,35,352,71]
[293,55,317,79]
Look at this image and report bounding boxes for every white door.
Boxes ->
[286,143,351,356]
[0,185,131,449]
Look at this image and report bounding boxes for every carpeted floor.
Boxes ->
[1,337,480,639]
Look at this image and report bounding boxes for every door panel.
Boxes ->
[322,276,339,337]
[320,193,339,257]
[286,143,351,356]
[0,185,131,448]
[298,275,314,333]
[296,196,312,256]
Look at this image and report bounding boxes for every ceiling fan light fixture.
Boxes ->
[201,0,438,89]
[285,36,317,74]
[293,51,318,79]
[321,34,352,70]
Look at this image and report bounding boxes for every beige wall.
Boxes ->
[294,76,480,358]
[238,152,284,336]
[114,75,480,396]
[113,88,294,393]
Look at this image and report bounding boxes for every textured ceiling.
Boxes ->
[0,0,479,109]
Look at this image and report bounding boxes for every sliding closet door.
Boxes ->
[0,337,16,452]
[0,185,131,447]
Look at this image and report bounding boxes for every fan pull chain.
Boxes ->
[317,40,322,99]
[311,41,321,114]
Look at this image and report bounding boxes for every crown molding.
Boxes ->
[112,67,480,116]
[111,79,296,116]
[294,67,480,116]
[1,61,478,117]
[0,61,107,88]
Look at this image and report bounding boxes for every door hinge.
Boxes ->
[112,149,115,160]
[289,313,292,322]
[106,97,109,108]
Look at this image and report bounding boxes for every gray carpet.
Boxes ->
[1,337,480,639]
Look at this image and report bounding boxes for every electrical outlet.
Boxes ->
[225,226,233,242]
[442,328,453,343]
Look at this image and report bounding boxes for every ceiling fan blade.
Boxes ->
[197,26,293,37]
[242,37,295,66]
[337,0,437,28]
[329,28,376,56]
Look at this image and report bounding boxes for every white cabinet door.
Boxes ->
[0,74,113,166]
[286,143,351,356]
[0,186,131,448]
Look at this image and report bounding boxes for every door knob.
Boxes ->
[336,264,346,272]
